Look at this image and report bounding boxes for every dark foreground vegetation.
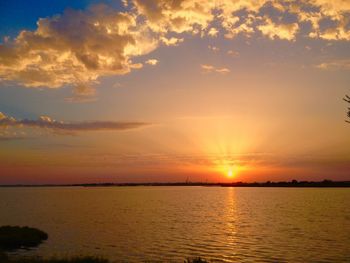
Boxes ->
[0,225,209,263]
[0,226,48,250]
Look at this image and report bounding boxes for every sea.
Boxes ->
[0,186,349,262]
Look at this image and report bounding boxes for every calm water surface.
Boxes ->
[0,187,349,262]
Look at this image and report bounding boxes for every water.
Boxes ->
[0,186,349,262]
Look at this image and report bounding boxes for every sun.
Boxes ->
[216,161,242,179]
[225,165,239,178]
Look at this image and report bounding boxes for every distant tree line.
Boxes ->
[345,95,350,123]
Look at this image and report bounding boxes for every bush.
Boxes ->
[0,226,48,250]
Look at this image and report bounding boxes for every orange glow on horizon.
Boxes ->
[216,163,242,179]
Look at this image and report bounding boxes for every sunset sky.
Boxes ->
[0,0,349,184]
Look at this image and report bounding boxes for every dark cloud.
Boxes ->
[0,112,150,133]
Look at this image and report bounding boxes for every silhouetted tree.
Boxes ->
[344,95,350,123]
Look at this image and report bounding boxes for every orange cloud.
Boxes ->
[0,4,157,90]
[145,59,159,66]
[0,0,349,93]
[131,0,215,34]
[65,84,97,103]
[207,27,219,37]
[160,36,184,46]
[208,45,220,52]
[200,64,230,74]
[316,60,350,70]
[258,17,299,41]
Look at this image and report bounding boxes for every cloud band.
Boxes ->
[0,112,150,132]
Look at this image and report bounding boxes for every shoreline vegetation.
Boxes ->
[0,226,209,263]
[0,180,349,188]
[0,226,48,251]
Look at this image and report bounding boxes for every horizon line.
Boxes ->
[1,180,349,188]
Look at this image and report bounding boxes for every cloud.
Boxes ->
[0,4,157,90]
[81,152,272,168]
[221,15,254,39]
[200,64,230,74]
[208,45,220,52]
[131,0,215,34]
[0,0,349,92]
[65,83,97,103]
[227,50,240,57]
[145,59,159,66]
[0,112,150,134]
[160,36,184,46]
[81,151,347,171]
[200,64,215,72]
[131,0,350,42]
[215,68,230,74]
[296,0,350,40]
[315,60,350,70]
[257,17,299,41]
[207,27,219,37]
[0,112,7,120]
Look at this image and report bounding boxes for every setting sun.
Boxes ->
[215,159,242,179]
[221,164,239,179]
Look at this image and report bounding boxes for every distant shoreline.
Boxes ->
[0,180,349,188]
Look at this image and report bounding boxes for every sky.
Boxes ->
[0,0,349,184]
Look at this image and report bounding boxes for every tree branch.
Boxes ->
[344,95,350,103]
[345,95,350,123]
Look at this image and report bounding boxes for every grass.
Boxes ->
[0,226,48,250]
